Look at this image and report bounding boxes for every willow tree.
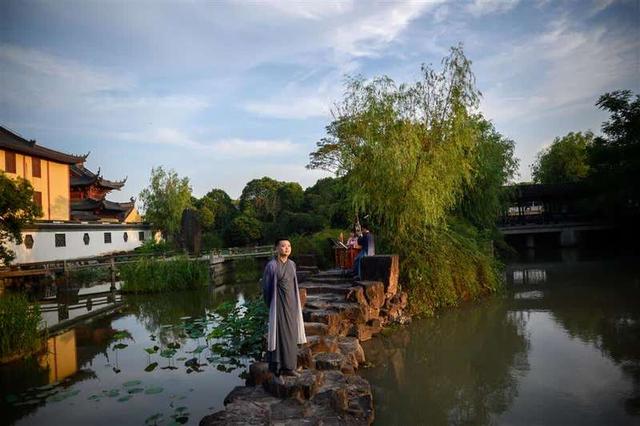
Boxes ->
[309,46,503,314]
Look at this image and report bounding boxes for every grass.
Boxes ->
[119,256,209,293]
[0,294,42,361]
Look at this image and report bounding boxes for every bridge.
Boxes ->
[498,182,611,247]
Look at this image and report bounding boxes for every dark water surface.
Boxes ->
[1,282,260,426]
[361,251,640,425]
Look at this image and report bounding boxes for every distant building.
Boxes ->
[1,125,152,264]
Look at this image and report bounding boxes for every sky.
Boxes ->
[1,0,638,203]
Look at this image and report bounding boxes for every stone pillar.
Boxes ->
[559,228,577,247]
[360,255,399,299]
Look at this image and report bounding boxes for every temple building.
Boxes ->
[1,125,152,264]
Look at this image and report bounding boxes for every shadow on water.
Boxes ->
[362,249,640,425]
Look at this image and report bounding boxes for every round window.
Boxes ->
[123,232,128,242]
[83,233,90,245]
[24,234,34,249]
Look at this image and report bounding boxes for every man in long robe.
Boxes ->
[261,238,307,379]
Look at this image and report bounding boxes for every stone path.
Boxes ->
[201,257,409,425]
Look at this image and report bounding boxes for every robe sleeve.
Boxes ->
[262,262,274,307]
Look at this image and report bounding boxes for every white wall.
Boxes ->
[8,225,153,264]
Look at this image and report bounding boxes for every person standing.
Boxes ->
[353,225,375,279]
[261,238,307,380]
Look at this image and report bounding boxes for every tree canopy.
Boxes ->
[0,172,41,264]
[531,131,593,184]
[139,166,192,239]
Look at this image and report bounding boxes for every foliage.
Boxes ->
[309,46,480,241]
[207,297,268,363]
[224,214,263,247]
[303,177,352,228]
[134,240,173,255]
[0,172,42,264]
[194,188,237,231]
[588,90,640,218]
[239,177,282,221]
[119,256,208,293]
[201,231,224,251]
[290,228,346,269]
[531,131,593,184]
[139,166,192,239]
[457,117,519,230]
[308,46,508,315]
[68,267,111,286]
[0,294,42,359]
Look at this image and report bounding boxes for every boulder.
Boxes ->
[348,324,373,342]
[356,281,385,309]
[306,335,338,354]
[337,337,366,367]
[246,362,272,387]
[314,352,345,370]
[360,255,399,298]
[298,287,307,308]
[346,286,367,307]
[297,345,314,369]
[305,322,329,336]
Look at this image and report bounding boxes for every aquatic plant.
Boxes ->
[119,256,208,293]
[0,294,42,360]
[207,297,268,364]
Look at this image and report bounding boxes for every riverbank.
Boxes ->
[201,255,410,425]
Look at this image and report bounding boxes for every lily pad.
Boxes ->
[144,346,159,354]
[117,395,133,402]
[144,386,164,395]
[113,343,128,350]
[123,380,142,387]
[144,362,158,372]
[189,345,207,354]
[127,387,145,394]
[160,348,177,358]
[145,413,164,425]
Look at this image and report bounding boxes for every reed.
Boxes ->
[0,294,42,360]
[119,256,209,293]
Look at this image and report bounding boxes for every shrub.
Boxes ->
[120,256,209,293]
[289,228,346,269]
[0,294,42,359]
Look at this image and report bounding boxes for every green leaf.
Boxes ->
[144,386,164,395]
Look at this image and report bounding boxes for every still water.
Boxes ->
[361,250,640,425]
[1,282,260,426]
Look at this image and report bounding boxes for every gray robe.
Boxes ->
[261,258,307,371]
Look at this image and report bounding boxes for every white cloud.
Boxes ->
[115,127,299,158]
[467,0,520,17]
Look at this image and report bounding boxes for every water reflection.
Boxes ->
[361,254,640,425]
[1,277,261,426]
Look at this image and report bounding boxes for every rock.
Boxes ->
[263,369,324,400]
[306,335,338,354]
[348,324,373,342]
[246,362,272,387]
[297,345,314,369]
[366,319,383,336]
[360,255,399,299]
[308,310,342,335]
[299,287,307,308]
[346,286,367,306]
[305,322,329,336]
[357,281,385,309]
[337,337,366,368]
[338,303,369,324]
[314,352,345,370]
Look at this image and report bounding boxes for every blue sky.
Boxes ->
[1,0,638,203]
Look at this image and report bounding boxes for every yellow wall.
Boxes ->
[124,206,143,223]
[0,148,70,221]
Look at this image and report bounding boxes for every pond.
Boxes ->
[360,249,640,425]
[1,279,260,426]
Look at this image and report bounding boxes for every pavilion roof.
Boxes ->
[0,125,87,164]
[70,164,126,190]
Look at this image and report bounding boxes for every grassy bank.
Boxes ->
[0,294,42,361]
[119,256,209,293]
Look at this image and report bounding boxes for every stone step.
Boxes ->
[313,352,346,370]
[308,275,353,284]
[304,322,329,336]
[262,369,325,400]
[299,283,353,296]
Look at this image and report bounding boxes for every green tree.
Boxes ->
[0,172,41,264]
[224,214,263,246]
[308,46,503,314]
[303,177,352,228]
[139,166,192,240]
[276,182,304,213]
[531,131,593,184]
[239,177,281,221]
[458,117,519,230]
[588,90,640,217]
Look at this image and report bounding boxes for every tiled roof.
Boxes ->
[0,125,87,164]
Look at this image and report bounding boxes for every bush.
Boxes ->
[134,240,174,255]
[0,294,42,360]
[120,256,209,293]
[202,231,224,251]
